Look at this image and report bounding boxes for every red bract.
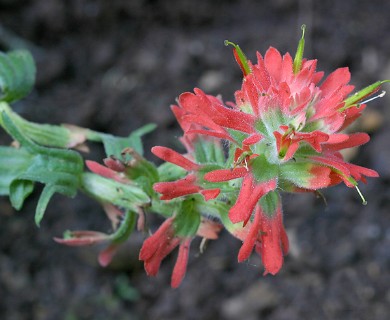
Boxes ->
[256,203,289,275]
[139,217,221,288]
[151,147,221,201]
[139,218,188,288]
[228,175,277,225]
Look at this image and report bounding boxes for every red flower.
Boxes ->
[139,216,221,288]
[236,203,289,275]
[149,28,386,282]
[139,218,188,288]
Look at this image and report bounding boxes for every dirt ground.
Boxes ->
[0,0,389,319]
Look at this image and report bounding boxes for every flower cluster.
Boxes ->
[144,26,384,284]
[0,27,386,289]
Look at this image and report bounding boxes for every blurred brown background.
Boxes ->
[0,0,389,319]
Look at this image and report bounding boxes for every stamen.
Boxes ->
[359,90,386,105]
[355,185,367,205]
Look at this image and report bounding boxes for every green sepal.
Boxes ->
[1,112,84,225]
[341,80,390,111]
[173,198,201,237]
[251,154,279,183]
[259,191,279,218]
[0,50,35,103]
[81,172,150,212]
[280,161,316,189]
[293,25,306,74]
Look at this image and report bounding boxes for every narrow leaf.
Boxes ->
[9,180,34,210]
[35,185,57,226]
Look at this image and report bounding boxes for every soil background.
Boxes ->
[0,0,389,319]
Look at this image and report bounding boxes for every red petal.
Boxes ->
[324,133,370,151]
[153,174,201,200]
[200,188,220,201]
[345,163,379,181]
[237,205,261,262]
[241,75,260,116]
[144,238,181,276]
[254,52,271,91]
[308,165,332,189]
[325,133,350,144]
[310,155,352,185]
[54,231,109,247]
[139,218,174,261]
[320,67,351,98]
[278,210,289,255]
[86,160,126,183]
[229,176,277,224]
[98,244,119,267]
[264,47,282,83]
[243,133,263,145]
[151,146,199,171]
[283,142,299,161]
[204,167,247,182]
[259,206,284,275]
[229,174,256,223]
[171,239,191,288]
[280,53,293,82]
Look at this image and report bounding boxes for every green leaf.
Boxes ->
[0,102,86,149]
[1,112,83,225]
[35,185,57,226]
[0,50,36,103]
